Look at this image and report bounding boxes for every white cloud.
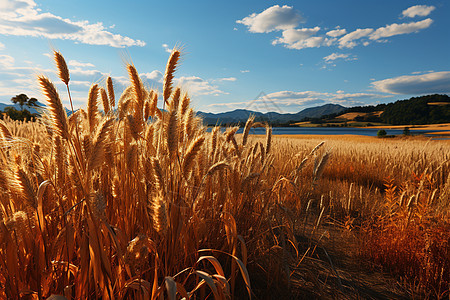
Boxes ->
[402,5,435,18]
[141,70,163,84]
[216,77,237,82]
[68,60,95,68]
[240,70,250,73]
[239,5,433,51]
[324,53,348,62]
[175,76,227,96]
[372,71,450,94]
[338,28,374,48]
[326,28,347,37]
[206,90,385,112]
[369,18,433,40]
[236,5,303,33]
[162,43,172,53]
[0,42,4,50]
[272,27,323,49]
[0,0,145,48]
[0,54,15,68]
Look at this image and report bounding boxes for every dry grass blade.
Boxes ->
[195,270,220,299]
[206,161,229,177]
[53,50,70,85]
[164,277,177,300]
[38,75,69,140]
[163,49,180,103]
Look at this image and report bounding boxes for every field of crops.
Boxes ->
[0,50,448,299]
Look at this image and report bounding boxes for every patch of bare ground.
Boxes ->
[288,222,413,299]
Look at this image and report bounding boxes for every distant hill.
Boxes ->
[198,104,346,125]
[317,94,450,125]
[381,94,450,125]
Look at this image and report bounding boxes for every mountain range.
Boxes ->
[0,101,345,124]
[197,104,346,125]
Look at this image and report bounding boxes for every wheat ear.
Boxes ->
[107,76,115,108]
[100,87,110,114]
[87,84,99,132]
[53,50,70,85]
[88,117,114,171]
[0,120,12,140]
[182,136,205,179]
[38,76,69,140]
[163,49,180,104]
[242,116,254,146]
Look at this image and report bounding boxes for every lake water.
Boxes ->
[225,127,450,137]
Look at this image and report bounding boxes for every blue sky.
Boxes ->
[0,0,449,113]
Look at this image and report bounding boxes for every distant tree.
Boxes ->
[403,127,410,136]
[11,94,39,112]
[377,129,387,138]
[3,107,37,121]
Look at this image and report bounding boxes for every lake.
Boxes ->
[226,127,450,137]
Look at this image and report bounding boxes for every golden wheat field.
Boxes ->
[0,50,448,299]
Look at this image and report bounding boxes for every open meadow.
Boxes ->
[0,50,449,299]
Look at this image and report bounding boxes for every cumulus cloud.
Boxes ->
[162,44,172,53]
[370,18,433,40]
[175,76,227,96]
[272,27,322,49]
[338,28,374,48]
[206,90,384,113]
[326,28,347,37]
[402,5,435,18]
[372,71,450,95]
[238,5,434,51]
[236,5,303,33]
[68,60,95,68]
[216,77,237,82]
[323,53,356,63]
[0,0,145,47]
[0,54,15,68]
